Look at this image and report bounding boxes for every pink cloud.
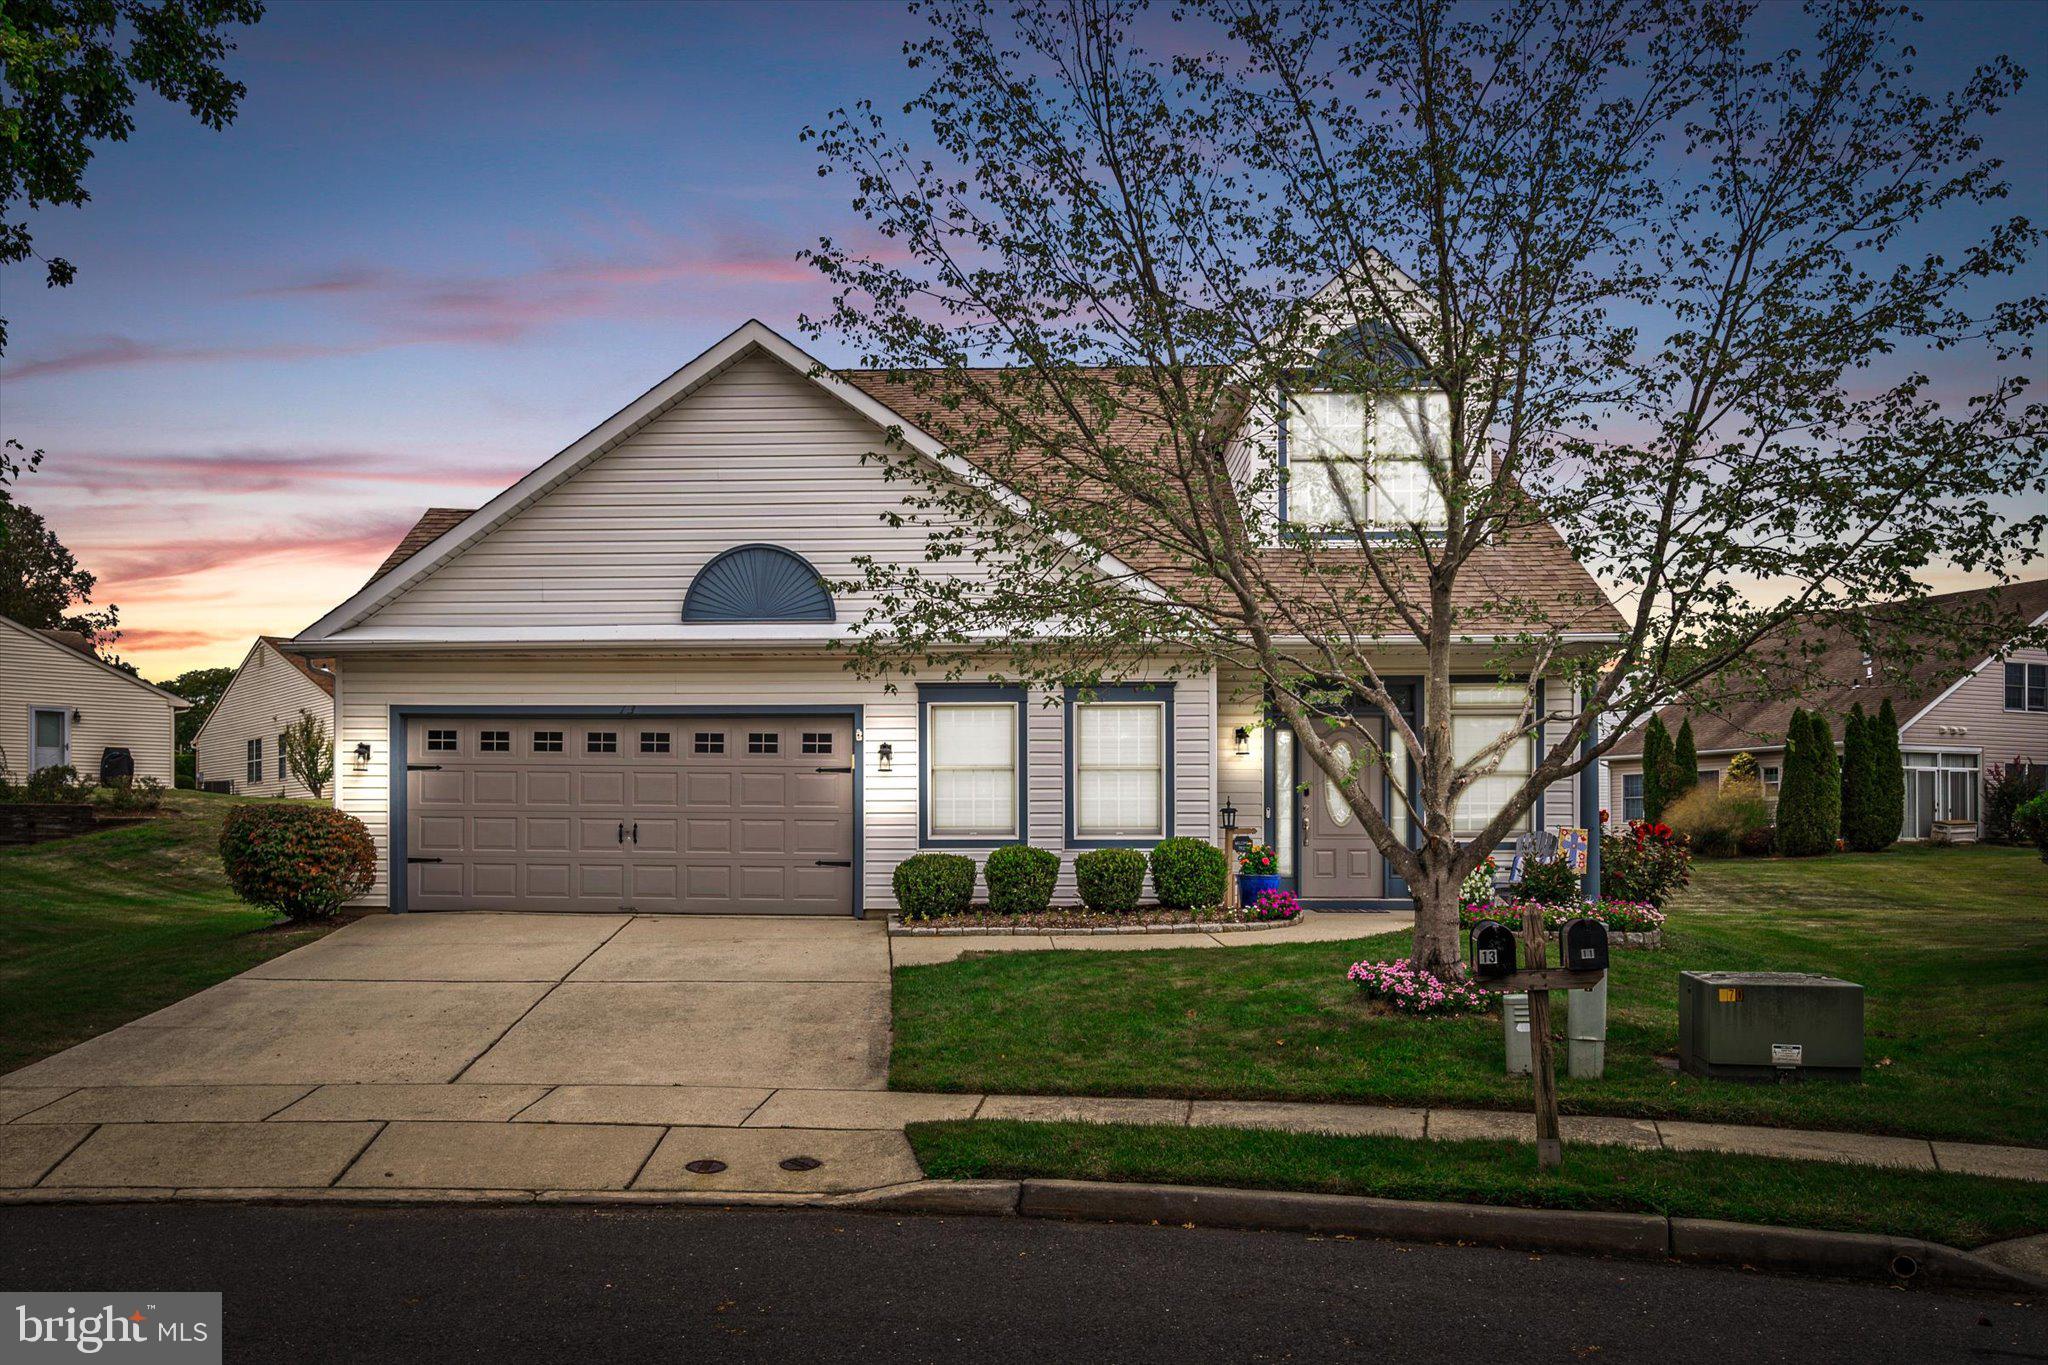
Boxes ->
[1,335,381,381]
[84,519,421,590]
[40,449,530,496]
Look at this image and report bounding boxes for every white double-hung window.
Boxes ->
[1069,688,1171,842]
[1450,683,1535,836]
[923,692,1021,843]
[1286,390,1448,531]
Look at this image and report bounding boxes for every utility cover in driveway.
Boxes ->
[405,715,854,914]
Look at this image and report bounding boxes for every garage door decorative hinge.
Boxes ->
[406,763,442,771]
[814,859,852,867]
[406,857,443,864]
[814,765,853,773]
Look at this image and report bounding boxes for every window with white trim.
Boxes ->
[925,702,1019,840]
[1450,683,1534,836]
[2008,662,2048,713]
[1621,772,1644,823]
[1285,390,1448,531]
[1073,701,1167,839]
[246,737,263,785]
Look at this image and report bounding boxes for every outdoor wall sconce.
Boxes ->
[72,708,85,725]
[1219,799,1238,832]
[876,741,894,773]
[353,742,373,764]
[1233,726,1251,758]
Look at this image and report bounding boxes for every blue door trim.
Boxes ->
[387,703,865,918]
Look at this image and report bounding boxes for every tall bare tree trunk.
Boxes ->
[1409,860,1464,974]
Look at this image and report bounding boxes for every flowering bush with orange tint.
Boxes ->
[219,805,377,921]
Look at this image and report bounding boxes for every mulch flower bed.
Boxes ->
[889,903,1304,936]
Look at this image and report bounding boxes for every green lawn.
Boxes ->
[0,790,341,1075]
[907,1119,2048,1247]
[891,844,2048,1145]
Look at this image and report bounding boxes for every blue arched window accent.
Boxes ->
[682,544,835,623]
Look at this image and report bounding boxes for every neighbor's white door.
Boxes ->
[30,707,69,772]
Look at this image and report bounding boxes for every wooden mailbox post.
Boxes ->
[1496,902,1605,1170]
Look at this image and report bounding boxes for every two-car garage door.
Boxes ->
[404,715,855,914]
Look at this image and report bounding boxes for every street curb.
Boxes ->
[2,1177,2040,1294]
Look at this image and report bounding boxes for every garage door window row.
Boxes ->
[414,724,813,762]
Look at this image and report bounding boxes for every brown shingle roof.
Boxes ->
[34,628,97,658]
[365,507,473,588]
[259,636,336,697]
[844,368,1623,637]
[1609,578,2048,756]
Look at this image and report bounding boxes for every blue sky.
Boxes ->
[2,0,2043,675]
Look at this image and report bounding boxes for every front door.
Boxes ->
[1299,717,1385,901]
[30,708,69,773]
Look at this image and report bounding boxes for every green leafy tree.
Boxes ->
[1673,718,1701,799]
[0,457,118,647]
[162,665,236,752]
[1868,697,1906,849]
[801,0,2046,970]
[0,0,264,354]
[281,707,333,800]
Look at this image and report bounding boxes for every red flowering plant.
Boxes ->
[1237,842,1278,875]
[1600,819,1692,908]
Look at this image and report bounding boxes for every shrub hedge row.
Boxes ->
[891,838,1230,920]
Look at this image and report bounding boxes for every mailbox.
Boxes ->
[1470,920,1517,979]
[1560,918,1609,972]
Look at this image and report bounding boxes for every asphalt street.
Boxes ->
[2,1203,2041,1363]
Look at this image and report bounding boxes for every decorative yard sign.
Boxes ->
[1557,827,1589,876]
[1494,902,1606,1170]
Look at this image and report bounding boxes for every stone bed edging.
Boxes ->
[887,914,1303,938]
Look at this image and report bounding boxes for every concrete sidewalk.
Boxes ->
[3,1084,2041,1195]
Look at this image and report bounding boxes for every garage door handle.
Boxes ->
[631,823,639,844]
[814,859,852,867]
[617,821,626,844]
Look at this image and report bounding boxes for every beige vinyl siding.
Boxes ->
[333,651,1215,911]
[193,641,336,799]
[0,617,179,785]
[1903,643,2048,770]
[358,352,1001,633]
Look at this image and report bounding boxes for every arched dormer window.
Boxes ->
[681,544,835,623]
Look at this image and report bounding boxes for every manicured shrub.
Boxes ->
[892,852,977,920]
[23,765,91,804]
[1601,819,1692,906]
[1673,717,1701,799]
[2016,792,2048,864]
[1149,836,1228,910]
[1666,782,1769,859]
[219,804,376,922]
[1870,697,1905,847]
[1639,715,1677,822]
[1775,708,1837,857]
[984,845,1060,915]
[1507,856,1580,906]
[1840,702,1895,852]
[1075,847,1146,913]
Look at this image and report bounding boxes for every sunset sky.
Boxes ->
[3,0,2044,681]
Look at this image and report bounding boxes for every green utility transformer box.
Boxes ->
[1678,971,1864,1081]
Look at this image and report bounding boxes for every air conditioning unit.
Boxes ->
[1678,971,1863,1081]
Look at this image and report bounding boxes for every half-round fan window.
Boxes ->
[681,544,835,623]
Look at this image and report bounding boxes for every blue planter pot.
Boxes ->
[1238,873,1283,904]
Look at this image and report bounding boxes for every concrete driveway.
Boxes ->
[0,913,922,1197]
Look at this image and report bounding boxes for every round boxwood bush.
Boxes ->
[1149,836,1228,910]
[1074,847,1146,913]
[2017,791,2048,864]
[985,844,1060,915]
[892,852,976,920]
[219,804,377,921]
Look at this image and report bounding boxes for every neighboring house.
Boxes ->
[1606,579,2048,839]
[192,637,337,799]
[294,319,1620,916]
[0,612,188,785]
